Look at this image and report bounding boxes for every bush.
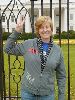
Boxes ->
[2,32,37,40]
[2,32,11,40]
[69,30,75,34]
[2,30,75,40]
[18,32,36,40]
[53,30,75,39]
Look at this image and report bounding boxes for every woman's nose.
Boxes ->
[43,27,47,31]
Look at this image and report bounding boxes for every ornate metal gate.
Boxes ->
[0,0,72,100]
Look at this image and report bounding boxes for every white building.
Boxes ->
[0,0,75,34]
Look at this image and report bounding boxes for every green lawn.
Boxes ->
[4,44,75,100]
[62,44,75,100]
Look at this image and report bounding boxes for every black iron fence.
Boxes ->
[0,0,74,100]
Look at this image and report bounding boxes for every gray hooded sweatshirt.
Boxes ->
[4,31,66,100]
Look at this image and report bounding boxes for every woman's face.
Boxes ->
[38,22,52,41]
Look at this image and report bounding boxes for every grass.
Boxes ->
[61,44,75,100]
[3,42,75,100]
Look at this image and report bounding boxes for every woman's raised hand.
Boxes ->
[15,16,25,33]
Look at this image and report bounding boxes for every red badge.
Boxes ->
[28,48,39,54]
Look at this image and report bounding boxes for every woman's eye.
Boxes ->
[42,27,44,29]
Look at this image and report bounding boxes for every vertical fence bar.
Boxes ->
[41,0,43,16]
[31,0,34,38]
[67,0,70,100]
[7,18,11,100]
[17,84,18,100]
[50,0,52,18]
[0,8,5,100]
[0,8,3,100]
[59,0,61,47]
[8,55,11,100]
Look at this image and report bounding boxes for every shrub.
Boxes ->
[53,30,75,39]
[2,30,75,40]
[69,30,75,34]
[2,32,37,40]
[2,32,11,40]
[18,32,36,40]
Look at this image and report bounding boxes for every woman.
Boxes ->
[4,16,66,100]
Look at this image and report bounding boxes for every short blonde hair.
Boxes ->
[35,16,53,37]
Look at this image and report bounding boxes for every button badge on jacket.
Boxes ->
[28,48,39,54]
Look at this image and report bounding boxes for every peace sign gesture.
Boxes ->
[15,16,25,33]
